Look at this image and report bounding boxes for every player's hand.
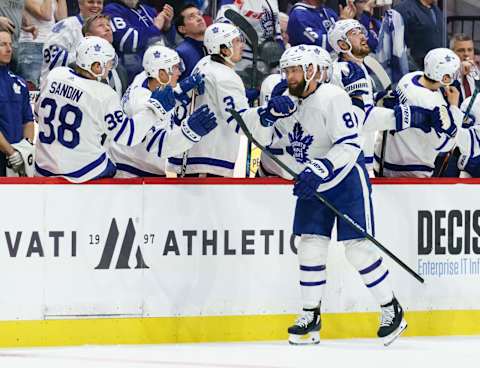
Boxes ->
[293,159,334,199]
[339,0,356,20]
[341,62,369,97]
[258,96,297,127]
[444,85,460,107]
[182,105,217,142]
[179,73,205,95]
[7,150,24,174]
[375,89,399,109]
[394,104,435,133]
[149,85,176,113]
[271,79,288,97]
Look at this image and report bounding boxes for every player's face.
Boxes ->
[79,0,103,18]
[284,65,306,97]
[179,7,206,37]
[0,32,13,65]
[86,17,113,44]
[348,28,370,58]
[230,37,245,63]
[453,40,475,62]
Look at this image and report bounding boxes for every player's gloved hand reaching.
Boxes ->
[271,79,288,98]
[433,105,458,138]
[175,74,205,106]
[245,88,260,106]
[181,105,217,142]
[394,104,439,133]
[149,85,176,113]
[341,61,369,97]
[258,96,297,127]
[7,150,25,174]
[293,159,334,199]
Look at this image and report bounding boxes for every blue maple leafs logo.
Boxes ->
[94,44,101,52]
[286,122,313,164]
[153,51,161,58]
[212,27,219,34]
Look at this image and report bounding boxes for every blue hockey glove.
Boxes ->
[293,159,334,199]
[375,89,400,109]
[245,88,260,105]
[340,61,369,98]
[181,105,217,142]
[258,95,297,127]
[179,73,205,95]
[271,79,288,98]
[394,104,438,133]
[149,85,176,113]
[434,105,458,138]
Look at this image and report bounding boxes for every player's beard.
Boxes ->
[288,79,306,97]
[352,43,370,59]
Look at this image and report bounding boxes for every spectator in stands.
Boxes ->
[0,30,35,177]
[103,0,176,83]
[81,13,128,94]
[451,33,478,104]
[394,0,445,70]
[17,0,68,88]
[279,11,290,47]
[175,3,207,79]
[40,0,103,84]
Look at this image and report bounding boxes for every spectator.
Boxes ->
[279,11,289,47]
[81,13,128,94]
[394,0,445,71]
[0,30,35,177]
[175,3,207,79]
[450,33,478,104]
[287,0,355,51]
[17,0,68,88]
[103,0,176,83]
[40,0,103,84]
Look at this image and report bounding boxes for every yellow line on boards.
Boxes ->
[0,310,479,347]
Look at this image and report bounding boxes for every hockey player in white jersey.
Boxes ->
[110,45,217,177]
[167,22,294,177]
[35,36,173,182]
[374,48,463,177]
[40,0,103,84]
[242,45,407,346]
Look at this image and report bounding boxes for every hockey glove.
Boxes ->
[258,96,297,127]
[341,62,369,98]
[293,159,334,199]
[179,73,205,95]
[375,89,400,109]
[181,105,217,142]
[271,79,288,98]
[394,104,437,133]
[149,85,176,114]
[435,105,458,138]
[245,88,260,106]
[7,150,24,174]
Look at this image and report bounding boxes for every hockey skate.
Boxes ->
[377,297,407,346]
[288,306,321,345]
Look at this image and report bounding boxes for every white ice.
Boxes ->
[0,336,478,368]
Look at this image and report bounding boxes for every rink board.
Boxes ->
[0,177,479,347]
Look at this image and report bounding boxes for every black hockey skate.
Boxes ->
[377,297,407,346]
[288,306,321,345]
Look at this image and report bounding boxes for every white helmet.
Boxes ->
[204,22,242,55]
[143,45,185,85]
[76,36,117,81]
[327,19,367,55]
[280,45,318,91]
[424,48,461,85]
[305,45,332,82]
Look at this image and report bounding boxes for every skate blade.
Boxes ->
[288,331,320,345]
[383,319,407,347]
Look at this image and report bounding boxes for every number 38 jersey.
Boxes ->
[35,67,156,183]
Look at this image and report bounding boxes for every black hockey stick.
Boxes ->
[225,8,259,178]
[228,108,425,284]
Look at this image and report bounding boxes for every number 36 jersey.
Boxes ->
[35,67,157,183]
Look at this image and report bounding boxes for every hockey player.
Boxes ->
[167,22,295,177]
[374,48,463,177]
[240,45,407,346]
[41,0,103,83]
[110,45,216,177]
[35,36,180,182]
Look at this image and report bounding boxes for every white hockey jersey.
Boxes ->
[109,71,200,177]
[166,55,260,177]
[374,71,463,177]
[35,67,157,182]
[251,82,363,192]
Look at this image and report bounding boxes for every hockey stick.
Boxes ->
[364,55,392,177]
[180,91,197,177]
[225,8,259,177]
[228,108,425,284]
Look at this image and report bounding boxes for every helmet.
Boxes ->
[305,45,332,83]
[76,36,117,80]
[327,19,367,55]
[424,48,461,85]
[204,23,242,55]
[143,45,185,84]
[280,45,318,90]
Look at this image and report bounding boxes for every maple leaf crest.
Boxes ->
[286,122,314,164]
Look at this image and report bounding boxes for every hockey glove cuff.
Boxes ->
[179,73,205,95]
[181,105,217,142]
[293,159,334,199]
[148,85,176,115]
[394,104,434,133]
[258,96,297,127]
